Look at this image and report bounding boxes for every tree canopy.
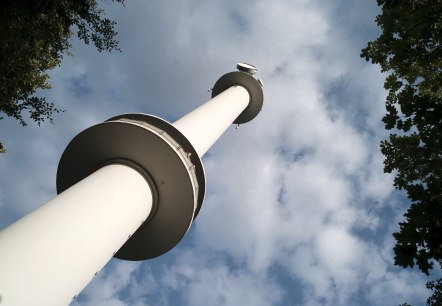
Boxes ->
[362,0,441,304]
[362,0,442,275]
[0,0,124,152]
[399,279,442,306]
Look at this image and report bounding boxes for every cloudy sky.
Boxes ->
[1,0,441,305]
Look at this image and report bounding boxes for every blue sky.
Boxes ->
[1,0,441,305]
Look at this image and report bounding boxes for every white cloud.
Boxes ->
[72,260,143,306]
[156,250,284,306]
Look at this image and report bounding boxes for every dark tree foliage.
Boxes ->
[426,279,442,306]
[361,0,442,275]
[397,279,442,306]
[0,0,124,152]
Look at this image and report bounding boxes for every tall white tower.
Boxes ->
[0,63,264,306]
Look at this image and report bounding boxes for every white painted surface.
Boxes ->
[0,164,152,306]
[173,85,250,157]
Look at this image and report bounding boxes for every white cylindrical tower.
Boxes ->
[173,85,249,157]
[174,63,264,157]
[0,63,264,305]
[0,164,152,306]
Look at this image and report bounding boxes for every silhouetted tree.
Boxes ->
[361,0,442,275]
[0,0,124,152]
[426,279,442,306]
[362,1,442,305]
[397,279,442,306]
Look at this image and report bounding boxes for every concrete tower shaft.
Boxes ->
[0,64,264,306]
